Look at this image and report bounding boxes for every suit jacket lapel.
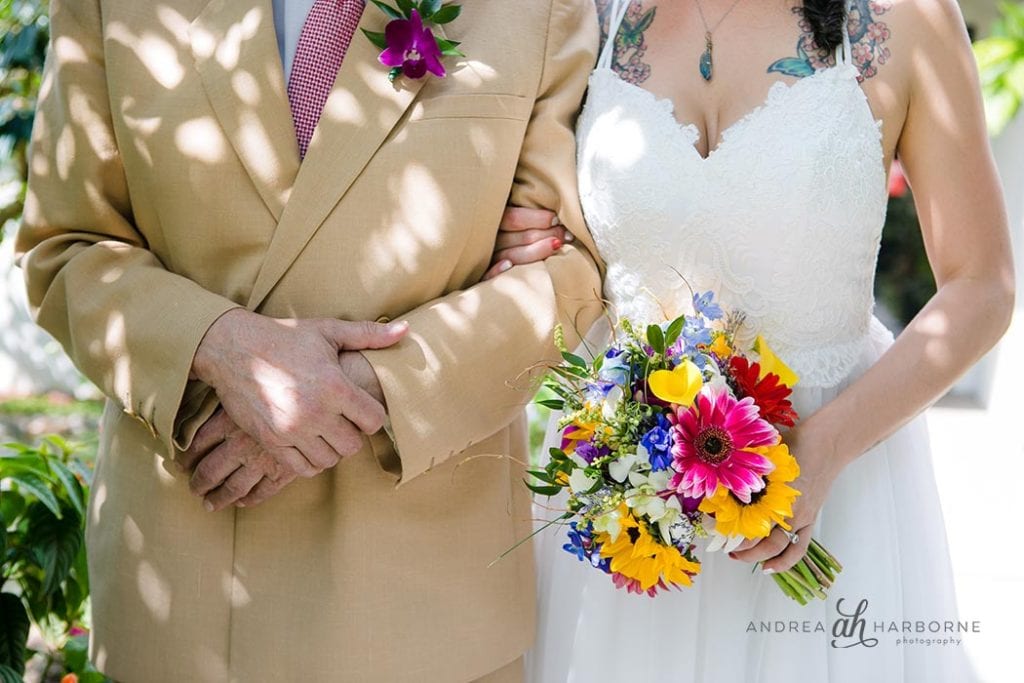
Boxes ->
[245,7,428,310]
[189,0,300,222]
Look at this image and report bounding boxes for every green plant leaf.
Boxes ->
[61,633,90,672]
[47,458,85,517]
[0,593,29,673]
[370,0,403,20]
[0,664,23,683]
[526,469,557,485]
[0,452,52,480]
[361,29,388,50]
[0,492,24,530]
[396,0,417,16]
[25,504,82,597]
[664,315,686,347]
[431,4,461,24]
[419,0,442,18]
[560,351,587,369]
[535,398,564,410]
[7,472,62,519]
[646,324,665,355]
[435,37,464,57]
[524,480,562,497]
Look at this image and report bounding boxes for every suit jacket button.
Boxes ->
[376,316,391,324]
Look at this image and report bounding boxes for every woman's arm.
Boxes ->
[736,0,1015,572]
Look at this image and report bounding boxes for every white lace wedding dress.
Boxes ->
[527,1,973,681]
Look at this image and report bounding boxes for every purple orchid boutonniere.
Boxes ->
[363,0,465,83]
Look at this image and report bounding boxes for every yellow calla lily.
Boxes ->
[648,360,703,407]
[754,335,799,388]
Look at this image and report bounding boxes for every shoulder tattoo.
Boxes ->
[594,0,657,85]
[768,0,893,82]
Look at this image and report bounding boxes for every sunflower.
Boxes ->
[595,505,701,592]
[699,444,802,540]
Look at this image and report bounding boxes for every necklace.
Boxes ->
[693,0,747,82]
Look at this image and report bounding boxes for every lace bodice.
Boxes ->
[577,0,888,387]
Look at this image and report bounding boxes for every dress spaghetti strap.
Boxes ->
[597,0,632,71]
[838,0,854,67]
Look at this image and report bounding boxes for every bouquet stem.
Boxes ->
[767,537,842,604]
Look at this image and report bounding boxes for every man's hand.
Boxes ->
[189,310,407,480]
[181,348,392,511]
[338,351,384,405]
[178,408,297,511]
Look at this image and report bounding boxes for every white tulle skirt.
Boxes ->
[526,318,976,682]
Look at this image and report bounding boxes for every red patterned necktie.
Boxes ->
[287,0,366,159]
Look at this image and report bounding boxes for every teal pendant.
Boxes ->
[699,49,713,81]
[699,33,713,82]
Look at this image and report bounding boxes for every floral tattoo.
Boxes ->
[595,0,657,85]
[768,0,892,82]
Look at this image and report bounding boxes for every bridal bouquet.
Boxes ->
[527,291,842,603]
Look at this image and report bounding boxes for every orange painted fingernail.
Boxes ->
[552,238,563,250]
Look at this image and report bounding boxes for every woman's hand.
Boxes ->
[728,423,845,574]
[481,207,576,280]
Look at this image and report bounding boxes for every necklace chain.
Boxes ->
[693,0,746,36]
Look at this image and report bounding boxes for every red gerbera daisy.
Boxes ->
[728,356,799,428]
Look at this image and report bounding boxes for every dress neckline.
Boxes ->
[589,62,881,165]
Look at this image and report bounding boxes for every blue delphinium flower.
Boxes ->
[693,290,724,320]
[563,522,611,572]
[640,414,674,471]
[682,315,712,348]
[563,522,590,561]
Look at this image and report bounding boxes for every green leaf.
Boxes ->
[0,492,25,529]
[48,458,86,517]
[527,469,557,485]
[25,504,82,597]
[548,447,570,461]
[78,671,110,683]
[535,398,564,411]
[361,29,389,50]
[435,38,465,58]
[61,633,90,672]
[525,480,562,497]
[396,0,417,16]
[561,351,588,369]
[419,0,443,18]
[0,452,52,480]
[0,593,29,673]
[8,472,63,519]
[370,0,404,20]
[431,4,462,24]
[0,665,23,683]
[664,316,685,347]
[646,324,665,355]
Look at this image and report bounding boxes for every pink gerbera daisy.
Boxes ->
[669,385,778,503]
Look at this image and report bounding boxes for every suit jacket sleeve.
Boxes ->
[15,0,242,458]
[362,0,605,483]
